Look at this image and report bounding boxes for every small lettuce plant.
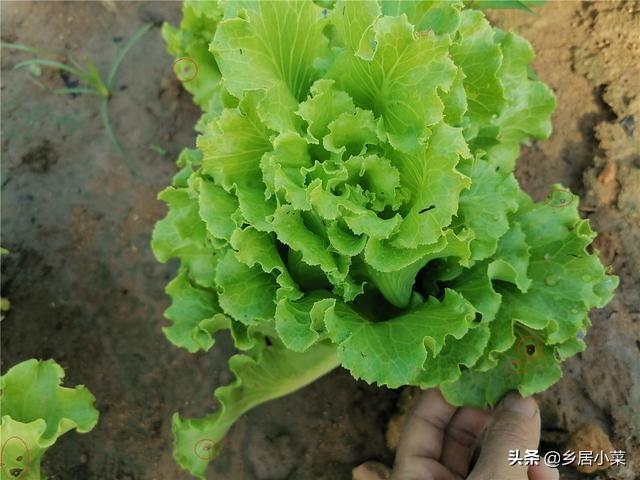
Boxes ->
[154,1,617,477]
[0,359,99,479]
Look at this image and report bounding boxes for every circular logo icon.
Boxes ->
[1,436,30,479]
[173,57,199,83]
[193,438,217,461]
[544,187,574,208]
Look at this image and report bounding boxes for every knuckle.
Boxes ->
[413,410,449,432]
[446,424,479,448]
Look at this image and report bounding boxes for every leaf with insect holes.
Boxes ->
[1,359,99,480]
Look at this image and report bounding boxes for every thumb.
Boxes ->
[352,461,392,480]
[468,392,540,480]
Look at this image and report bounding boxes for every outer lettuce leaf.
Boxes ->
[215,248,279,325]
[197,178,239,242]
[0,359,99,480]
[450,10,504,124]
[164,268,228,353]
[415,323,491,388]
[468,29,556,173]
[152,187,217,288]
[211,0,331,133]
[467,0,546,13]
[499,190,617,344]
[457,156,521,261]
[172,339,339,479]
[162,1,224,119]
[325,290,476,388]
[441,189,618,407]
[441,336,563,407]
[381,1,463,36]
[495,31,555,144]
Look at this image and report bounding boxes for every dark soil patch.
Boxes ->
[20,140,58,174]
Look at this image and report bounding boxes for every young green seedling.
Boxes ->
[2,23,151,174]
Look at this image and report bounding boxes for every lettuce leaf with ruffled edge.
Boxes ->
[172,339,338,479]
[0,359,99,480]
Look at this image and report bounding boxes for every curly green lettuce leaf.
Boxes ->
[275,293,335,352]
[441,189,618,407]
[441,334,563,407]
[152,186,218,288]
[0,359,99,480]
[198,91,276,232]
[468,28,556,172]
[381,0,463,36]
[495,31,555,145]
[415,323,491,388]
[172,339,339,479]
[500,190,616,344]
[457,156,521,261]
[325,289,476,388]
[364,229,474,308]
[212,0,331,132]
[467,0,545,13]
[163,268,229,353]
[329,5,457,152]
[451,10,504,124]
[390,122,471,249]
[162,1,224,117]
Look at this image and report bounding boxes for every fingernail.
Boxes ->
[502,392,537,417]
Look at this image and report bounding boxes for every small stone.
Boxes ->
[247,432,295,480]
[597,161,617,186]
[385,413,403,451]
[567,423,614,474]
[385,387,420,450]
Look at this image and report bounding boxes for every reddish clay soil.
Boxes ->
[1,2,638,479]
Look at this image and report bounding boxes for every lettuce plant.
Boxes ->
[0,359,99,479]
[154,1,617,477]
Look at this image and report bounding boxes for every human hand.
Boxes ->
[390,389,559,480]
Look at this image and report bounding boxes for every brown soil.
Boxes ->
[1,2,638,480]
